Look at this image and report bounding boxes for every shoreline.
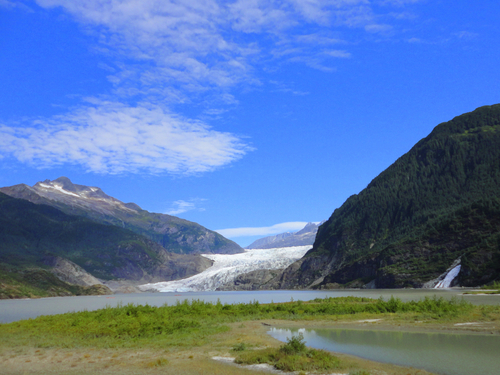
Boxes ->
[0,318,467,375]
[271,318,500,336]
[1,302,498,374]
[1,293,498,375]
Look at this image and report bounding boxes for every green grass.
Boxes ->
[463,280,500,294]
[0,296,478,350]
[483,280,500,291]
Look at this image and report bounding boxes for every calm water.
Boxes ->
[0,288,498,324]
[268,327,500,375]
[0,289,500,323]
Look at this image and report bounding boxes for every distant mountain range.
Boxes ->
[0,177,242,298]
[273,104,500,289]
[1,177,242,255]
[246,222,322,249]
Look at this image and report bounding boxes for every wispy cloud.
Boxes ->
[269,80,309,96]
[378,0,422,6]
[0,0,428,175]
[454,31,479,41]
[364,24,393,34]
[166,199,207,215]
[0,0,33,11]
[216,221,312,238]
[34,0,419,93]
[0,101,250,175]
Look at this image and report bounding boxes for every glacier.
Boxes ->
[139,245,311,292]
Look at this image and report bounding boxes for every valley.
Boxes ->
[1,105,500,298]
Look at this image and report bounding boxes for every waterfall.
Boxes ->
[434,264,461,288]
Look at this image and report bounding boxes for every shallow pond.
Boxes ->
[268,327,500,375]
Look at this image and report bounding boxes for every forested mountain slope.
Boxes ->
[276,104,500,289]
[1,177,242,255]
[0,192,212,298]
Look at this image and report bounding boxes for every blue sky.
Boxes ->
[0,0,499,247]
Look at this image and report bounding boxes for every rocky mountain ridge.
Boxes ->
[0,191,212,298]
[246,222,322,249]
[1,177,242,255]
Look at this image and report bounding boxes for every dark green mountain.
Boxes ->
[0,192,212,298]
[0,177,242,255]
[276,104,500,289]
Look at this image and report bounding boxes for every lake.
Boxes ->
[268,327,500,375]
[0,288,498,323]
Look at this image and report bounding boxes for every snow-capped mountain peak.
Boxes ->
[246,222,324,249]
[32,177,137,212]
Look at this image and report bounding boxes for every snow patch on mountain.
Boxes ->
[139,245,311,292]
[34,177,138,212]
[38,183,82,198]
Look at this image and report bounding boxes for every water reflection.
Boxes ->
[268,327,500,375]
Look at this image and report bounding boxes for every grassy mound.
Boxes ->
[236,333,341,372]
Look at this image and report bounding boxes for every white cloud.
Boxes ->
[364,23,393,34]
[36,0,253,95]
[454,31,479,40]
[0,0,33,11]
[407,37,423,43]
[0,102,250,175]
[377,0,422,6]
[215,221,312,238]
[166,199,206,215]
[1,0,427,175]
[228,0,295,33]
[295,33,346,45]
[33,0,415,95]
[324,49,351,58]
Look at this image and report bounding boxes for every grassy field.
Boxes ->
[0,296,499,375]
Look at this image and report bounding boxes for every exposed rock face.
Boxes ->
[217,269,282,291]
[83,284,114,295]
[0,177,242,255]
[43,256,102,286]
[246,222,322,249]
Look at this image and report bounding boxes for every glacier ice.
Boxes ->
[139,245,311,292]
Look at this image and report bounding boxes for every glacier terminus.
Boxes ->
[139,246,311,292]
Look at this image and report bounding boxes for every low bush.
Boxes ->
[279,333,306,355]
[235,333,340,372]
